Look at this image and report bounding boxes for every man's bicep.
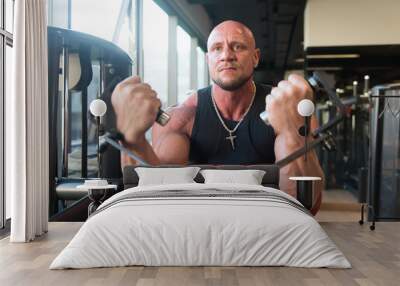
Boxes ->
[152,128,190,164]
[151,104,195,165]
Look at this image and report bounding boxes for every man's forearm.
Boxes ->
[275,133,325,214]
[120,136,161,169]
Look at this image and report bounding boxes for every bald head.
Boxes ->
[207,20,256,51]
[206,20,260,91]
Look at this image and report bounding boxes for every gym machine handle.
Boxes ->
[156,109,171,126]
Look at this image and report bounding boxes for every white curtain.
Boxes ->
[8,0,49,242]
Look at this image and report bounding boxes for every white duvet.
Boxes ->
[50,183,351,269]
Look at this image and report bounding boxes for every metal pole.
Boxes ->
[112,0,130,44]
[81,87,88,178]
[103,136,149,166]
[62,43,69,177]
[97,117,102,177]
[276,134,329,168]
[364,75,370,96]
[135,0,143,77]
[0,0,5,228]
[67,0,71,29]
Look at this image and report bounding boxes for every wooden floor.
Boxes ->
[1,220,399,286]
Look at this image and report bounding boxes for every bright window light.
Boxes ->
[197,47,207,89]
[143,0,169,107]
[71,0,123,42]
[177,26,191,104]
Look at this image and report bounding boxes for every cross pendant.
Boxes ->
[226,132,236,150]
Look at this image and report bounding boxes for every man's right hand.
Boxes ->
[111,76,161,146]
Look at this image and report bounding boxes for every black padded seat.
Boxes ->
[123,164,280,190]
[56,181,88,201]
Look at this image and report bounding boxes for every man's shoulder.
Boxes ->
[161,92,198,134]
[168,91,197,116]
[181,91,199,109]
[166,104,196,125]
[159,86,212,134]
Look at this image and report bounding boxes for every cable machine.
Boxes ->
[48,27,132,218]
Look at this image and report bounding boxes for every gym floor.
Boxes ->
[2,190,396,286]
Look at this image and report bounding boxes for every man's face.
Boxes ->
[206,23,259,91]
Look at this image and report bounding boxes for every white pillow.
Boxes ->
[200,169,266,185]
[135,167,201,186]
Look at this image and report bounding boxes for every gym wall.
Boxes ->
[304,0,400,48]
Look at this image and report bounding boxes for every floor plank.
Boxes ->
[1,221,399,286]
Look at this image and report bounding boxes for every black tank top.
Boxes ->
[189,83,276,164]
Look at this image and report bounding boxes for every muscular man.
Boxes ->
[111,20,325,214]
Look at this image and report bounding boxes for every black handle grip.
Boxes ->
[156,109,171,126]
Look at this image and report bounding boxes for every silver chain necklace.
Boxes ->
[211,82,256,150]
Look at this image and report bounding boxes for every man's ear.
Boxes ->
[254,48,260,68]
[205,52,209,64]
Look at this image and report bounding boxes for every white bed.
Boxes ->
[50,183,351,269]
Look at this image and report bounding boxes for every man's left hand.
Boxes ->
[265,74,314,138]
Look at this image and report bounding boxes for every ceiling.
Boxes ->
[188,0,400,86]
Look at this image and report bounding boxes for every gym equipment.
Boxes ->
[297,99,315,161]
[48,27,130,219]
[96,72,346,169]
[289,176,322,210]
[365,83,400,229]
[96,76,323,169]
